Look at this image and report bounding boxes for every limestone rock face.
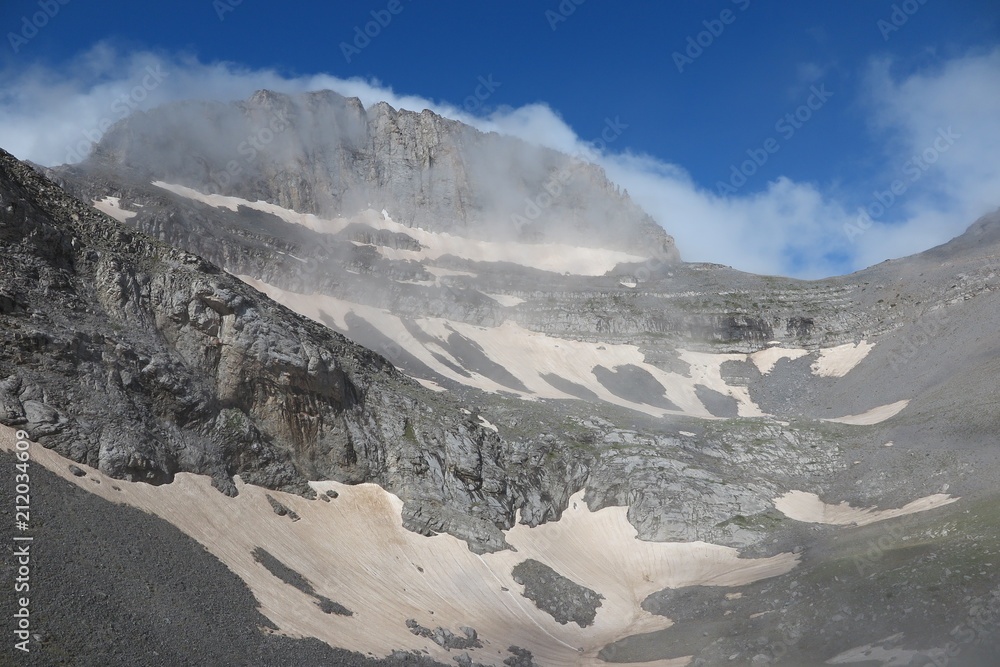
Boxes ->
[0,148,524,550]
[7,147,847,553]
[10,86,1000,666]
[88,89,678,258]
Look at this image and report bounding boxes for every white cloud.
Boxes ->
[849,49,1000,268]
[1,43,997,278]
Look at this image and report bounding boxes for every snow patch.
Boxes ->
[678,350,767,418]
[775,490,957,526]
[413,377,447,392]
[811,342,875,378]
[424,266,477,279]
[154,182,646,275]
[482,293,525,307]
[748,346,809,374]
[238,277,770,420]
[92,196,136,222]
[477,415,499,433]
[152,181,349,233]
[824,399,909,425]
[826,634,948,665]
[2,425,795,667]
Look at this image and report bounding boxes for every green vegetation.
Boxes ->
[403,419,418,444]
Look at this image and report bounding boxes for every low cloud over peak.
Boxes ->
[2,43,998,279]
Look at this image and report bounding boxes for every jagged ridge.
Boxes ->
[85,89,678,258]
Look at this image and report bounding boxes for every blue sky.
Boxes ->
[1,0,999,278]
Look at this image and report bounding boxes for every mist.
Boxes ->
[2,43,999,278]
[69,85,665,257]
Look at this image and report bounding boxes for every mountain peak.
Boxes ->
[81,89,677,258]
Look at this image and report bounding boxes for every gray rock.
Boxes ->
[511,559,604,627]
[266,494,300,521]
[82,90,678,259]
[405,620,481,651]
[0,148,521,551]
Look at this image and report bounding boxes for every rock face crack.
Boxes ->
[510,558,604,628]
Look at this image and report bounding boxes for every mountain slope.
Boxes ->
[0,147,534,551]
[0,446,452,667]
[5,84,1000,665]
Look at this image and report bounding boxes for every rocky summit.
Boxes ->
[2,90,999,666]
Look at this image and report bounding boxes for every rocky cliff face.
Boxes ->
[86,89,677,258]
[0,148,536,551]
[48,161,868,357]
[8,88,1000,664]
[6,149,831,554]
[66,89,939,357]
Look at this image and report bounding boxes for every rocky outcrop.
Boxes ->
[511,559,604,627]
[579,418,843,546]
[0,148,527,550]
[405,620,481,651]
[45,165,878,354]
[3,150,851,553]
[81,90,677,258]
